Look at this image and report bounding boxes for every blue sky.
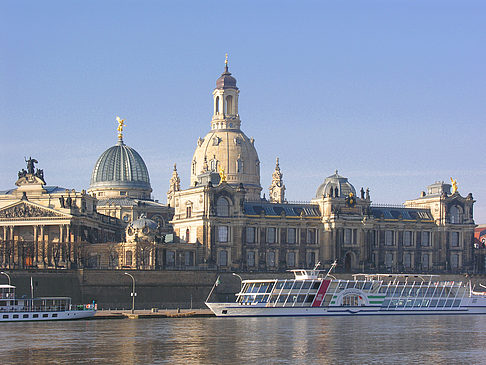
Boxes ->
[1,1,485,221]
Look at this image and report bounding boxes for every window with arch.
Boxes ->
[450,205,463,224]
[185,228,190,243]
[226,95,233,114]
[192,160,197,175]
[215,96,219,113]
[210,158,218,171]
[236,158,243,173]
[216,197,230,217]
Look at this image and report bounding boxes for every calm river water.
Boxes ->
[0,315,485,364]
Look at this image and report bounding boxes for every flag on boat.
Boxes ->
[215,276,221,286]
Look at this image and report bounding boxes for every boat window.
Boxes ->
[278,296,287,303]
[312,282,320,290]
[445,299,454,308]
[258,285,268,293]
[269,295,278,304]
[338,282,347,290]
[33,314,39,318]
[413,300,423,307]
[296,295,306,303]
[23,314,29,318]
[266,283,275,293]
[405,299,414,308]
[305,294,315,303]
[346,281,355,289]
[425,287,435,297]
[43,314,49,318]
[293,281,303,290]
[283,281,293,290]
[422,299,430,307]
[302,282,312,290]
[13,314,19,319]
[2,315,8,319]
[453,300,461,307]
[362,282,372,290]
[0,301,5,306]
[430,299,438,307]
[275,281,285,290]
[381,299,390,308]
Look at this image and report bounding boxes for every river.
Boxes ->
[0,315,485,364]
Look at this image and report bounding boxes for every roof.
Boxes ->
[244,201,320,217]
[370,206,434,221]
[96,198,166,208]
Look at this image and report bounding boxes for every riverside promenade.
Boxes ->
[93,308,214,319]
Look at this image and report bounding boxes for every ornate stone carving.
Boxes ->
[0,203,61,218]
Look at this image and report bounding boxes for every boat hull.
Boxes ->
[205,302,486,317]
[0,310,96,322]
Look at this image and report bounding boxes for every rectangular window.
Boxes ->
[33,314,38,318]
[451,232,459,247]
[267,251,276,267]
[385,230,393,246]
[2,315,8,319]
[266,228,276,244]
[287,228,296,244]
[344,229,352,244]
[403,252,412,269]
[385,252,393,267]
[307,229,316,244]
[246,227,255,243]
[43,314,49,318]
[166,251,175,266]
[218,226,229,243]
[422,232,430,247]
[186,206,192,218]
[307,251,316,267]
[247,251,255,267]
[287,252,296,267]
[451,254,459,269]
[52,313,58,318]
[13,314,19,319]
[23,314,29,318]
[403,231,412,246]
[184,251,193,266]
[218,250,228,266]
[422,254,429,269]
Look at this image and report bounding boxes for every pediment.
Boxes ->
[0,201,65,219]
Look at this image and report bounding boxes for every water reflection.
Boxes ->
[0,315,485,364]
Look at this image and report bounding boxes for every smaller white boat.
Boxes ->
[0,284,96,322]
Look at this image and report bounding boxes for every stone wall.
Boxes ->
[4,270,486,310]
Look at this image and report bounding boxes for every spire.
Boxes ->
[167,163,181,207]
[225,53,228,72]
[269,157,285,203]
[116,116,126,145]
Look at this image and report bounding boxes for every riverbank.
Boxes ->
[93,308,214,319]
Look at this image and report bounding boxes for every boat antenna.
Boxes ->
[323,260,337,280]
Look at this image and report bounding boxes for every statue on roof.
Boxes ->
[25,157,38,174]
[450,177,458,194]
[116,116,126,139]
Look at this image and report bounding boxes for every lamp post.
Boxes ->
[0,271,11,286]
[232,273,243,290]
[124,272,136,314]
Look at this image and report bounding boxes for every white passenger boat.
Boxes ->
[206,263,486,317]
[0,284,96,322]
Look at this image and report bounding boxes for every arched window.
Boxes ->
[185,228,190,243]
[216,197,230,217]
[226,95,233,114]
[210,158,218,171]
[215,96,219,113]
[192,160,196,175]
[450,205,462,224]
[236,158,243,173]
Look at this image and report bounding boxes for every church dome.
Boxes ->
[315,171,356,198]
[216,66,237,89]
[89,137,152,199]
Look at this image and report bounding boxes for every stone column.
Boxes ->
[33,225,38,265]
[59,224,64,266]
[66,225,71,266]
[39,225,46,267]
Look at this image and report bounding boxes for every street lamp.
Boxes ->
[232,273,243,291]
[124,272,136,314]
[0,272,11,286]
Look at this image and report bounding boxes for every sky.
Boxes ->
[1,1,485,221]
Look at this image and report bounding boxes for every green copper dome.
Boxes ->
[90,139,151,191]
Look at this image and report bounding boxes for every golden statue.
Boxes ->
[225,53,228,66]
[450,177,458,194]
[219,165,227,182]
[116,116,126,138]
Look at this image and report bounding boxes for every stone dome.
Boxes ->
[191,130,261,200]
[315,171,356,198]
[126,215,158,242]
[88,138,152,199]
